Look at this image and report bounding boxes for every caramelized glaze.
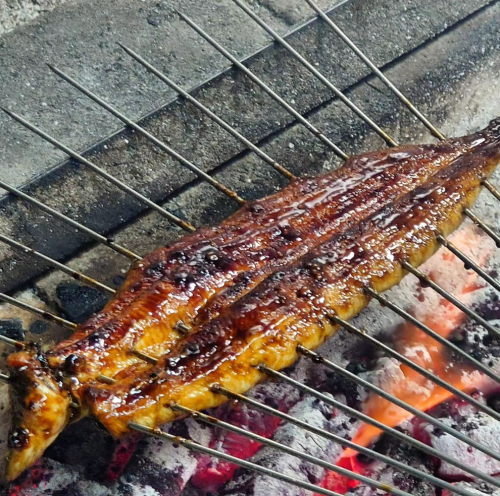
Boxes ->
[6,117,500,480]
[89,135,500,436]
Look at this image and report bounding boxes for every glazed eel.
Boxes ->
[6,118,500,480]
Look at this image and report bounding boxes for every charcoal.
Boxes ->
[117,419,209,496]
[423,399,500,480]
[0,318,25,341]
[220,393,360,496]
[191,382,302,494]
[56,282,109,324]
[44,417,114,480]
[29,320,49,335]
[6,458,113,496]
[349,435,436,496]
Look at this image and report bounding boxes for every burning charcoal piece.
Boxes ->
[347,437,437,496]
[56,282,109,324]
[118,419,204,496]
[6,458,113,496]
[424,399,500,481]
[0,319,25,341]
[220,394,360,496]
[192,382,301,493]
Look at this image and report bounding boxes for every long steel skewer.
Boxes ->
[465,208,500,248]
[0,233,115,295]
[302,0,445,141]
[212,384,488,496]
[129,421,343,496]
[259,365,500,482]
[46,64,245,205]
[0,180,140,261]
[230,0,397,147]
[0,108,195,232]
[402,261,500,338]
[437,234,500,293]
[298,344,500,455]
[118,43,295,181]
[365,288,500,384]
[173,404,432,496]
[179,394,483,496]
[0,292,76,333]
[176,11,348,160]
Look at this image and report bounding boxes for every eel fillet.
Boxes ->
[6,117,500,480]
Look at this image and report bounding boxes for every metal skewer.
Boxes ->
[365,288,500,385]
[118,43,296,181]
[173,403,426,496]
[0,292,76,332]
[0,233,115,295]
[437,234,500,293]
[298,343,500,453]
[129,421,343,496]
[0,180,141,261]
[465,208,500,249]
[47,64,245,205]
[231,0,397,147]
[212,384,484,496]
[302,0,445,141]
[176,11,348,160]
[402,260,500,339]
[483,179,500,201]
[1,108,195,232]
[259,365,500,484]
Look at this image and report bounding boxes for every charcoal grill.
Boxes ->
[1,1,500,495]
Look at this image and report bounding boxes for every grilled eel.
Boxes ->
[87,119,500,438]
[5,118,500,480]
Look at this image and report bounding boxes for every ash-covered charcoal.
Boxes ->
[56,282,109,324]
[191,382,302,494]
[219,393,360,496]
[117,418,209,496]
[6,458,112,496]
[443,481,500,496]
[349,436,437,496]
[43,417,115,480]
[420,398,500,481]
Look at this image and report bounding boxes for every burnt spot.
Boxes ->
[304,259,326,282]
[144,261,168,277]
[9,427,30,449]
[204,249,232,270]
[248,203,265,214]
[184,342,201,357]
[173,272,196,290]
[29,320,48,335]
[168,250,187,263]
[280,225,302,241]
[297,287,313,299]
[64,354,86,375]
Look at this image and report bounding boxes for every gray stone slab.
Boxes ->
[0,0,339,188]
[0,0,492,293]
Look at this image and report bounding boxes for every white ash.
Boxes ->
[427,411,500,479]
[447,481,500,496]
[221,393,360,496]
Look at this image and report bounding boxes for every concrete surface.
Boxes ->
[0,0,339,189]
[0,0,494,294]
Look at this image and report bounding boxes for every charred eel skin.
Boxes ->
[6,117,500,480]
[88,127,500,436]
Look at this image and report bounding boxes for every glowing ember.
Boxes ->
[348,226,493,455]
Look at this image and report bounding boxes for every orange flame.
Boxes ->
[348,225,493,454]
